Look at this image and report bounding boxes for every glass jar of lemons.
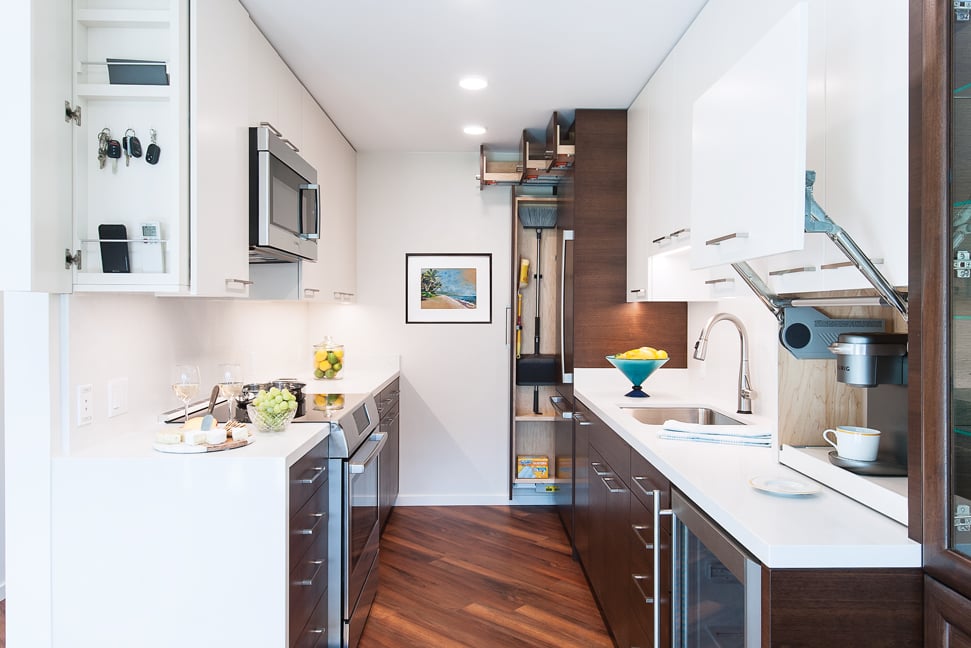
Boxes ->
[312,336,344,380]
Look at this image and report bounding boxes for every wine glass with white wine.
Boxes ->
[172,364,200,424]
[217,363,244,422]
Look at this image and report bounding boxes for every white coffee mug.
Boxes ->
[823,425,881,462]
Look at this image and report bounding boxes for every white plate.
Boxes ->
[748,475,820,496]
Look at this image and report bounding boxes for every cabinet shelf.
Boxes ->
[514,413,558,422]
[512,477,569,485]
[76,83,171,100]
[76,9,170,28]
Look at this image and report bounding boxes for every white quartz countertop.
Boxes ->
[61,361,400,467]
[575,367,921,569]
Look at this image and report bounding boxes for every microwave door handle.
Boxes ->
[298,183,320,240]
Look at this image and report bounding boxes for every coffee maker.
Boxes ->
[828,332,908,470]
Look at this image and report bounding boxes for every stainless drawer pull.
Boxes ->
[631,574,655,604]
[631,524,654,550]
[705,231,748,246]
[768,265,815,277]
[308,628,325,635]
[704,277,735,285]
[632,475,655,499]
[303,288,320,298]
[293,559,325,587]
[590,461,609,477]
[602,476,626,494]
[574,413,592,426]
[821,258,882,271]
[294,512,326,536]
[225,278,253,287]
[294,466,326,485]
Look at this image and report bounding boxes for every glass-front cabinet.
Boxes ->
[924,0,971,635]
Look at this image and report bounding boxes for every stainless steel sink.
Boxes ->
[620,406,744,426]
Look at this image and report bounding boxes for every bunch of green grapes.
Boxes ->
[252,387,298,416]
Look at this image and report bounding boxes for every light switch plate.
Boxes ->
[77,384,93,426]
[107,377,128,418]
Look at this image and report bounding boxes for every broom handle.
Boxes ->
[534,229,542,353]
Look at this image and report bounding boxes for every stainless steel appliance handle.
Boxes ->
[294,465,326,485]
[560,229,575,382]
[656,490,673,648]
[348,432,388,474]
[298,183,321,240]
[292,559,325,587]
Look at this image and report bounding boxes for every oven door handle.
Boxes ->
[348,432,388,474]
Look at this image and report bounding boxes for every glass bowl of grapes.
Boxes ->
[246,387,299,432]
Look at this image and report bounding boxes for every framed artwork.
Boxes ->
[405,253,492,323]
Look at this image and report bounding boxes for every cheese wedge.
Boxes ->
[155,430,182,445]
[183,430,208,445]
[182,416,205,431]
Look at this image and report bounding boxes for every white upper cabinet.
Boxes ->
[628,0,907,300]
[766,0,908,294]
[189,0,251,297]
[0,0,74,293]
[298,90,358,304]
[689,2,809,270]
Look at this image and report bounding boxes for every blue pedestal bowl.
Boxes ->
[605,356,668,398]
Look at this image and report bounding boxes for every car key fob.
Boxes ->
[145,129,160,165]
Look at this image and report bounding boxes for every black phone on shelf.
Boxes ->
[98,224,131,273]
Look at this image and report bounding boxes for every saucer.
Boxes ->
[748,475,820,496]
[827,451,907,476]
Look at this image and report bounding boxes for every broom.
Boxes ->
[515,204,559,414]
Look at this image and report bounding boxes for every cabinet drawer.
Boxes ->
[290,482,329,574]
[289,438,329,515]
[588,412,629,482]
[376,379,400,418]
[289,554,328,645]
[292,588,328,648]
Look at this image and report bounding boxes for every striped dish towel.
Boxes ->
[658,419,772,447]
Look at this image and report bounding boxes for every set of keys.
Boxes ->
[97,127,161,172]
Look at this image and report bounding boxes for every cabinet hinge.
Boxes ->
[64,101,81,126]
[956,1,971,22]
[955,250,971,278]
[65,249,82,270]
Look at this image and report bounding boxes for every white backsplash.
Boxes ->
[65,293,311,452]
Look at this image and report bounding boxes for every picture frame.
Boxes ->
[405,253,492,323]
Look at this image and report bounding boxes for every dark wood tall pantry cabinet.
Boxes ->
[917,0,971,643]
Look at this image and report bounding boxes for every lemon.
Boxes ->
[656,349,668,359]
[318,360,332,372]
[314,349,328,363]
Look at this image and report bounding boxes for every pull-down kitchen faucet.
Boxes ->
[693,313,754,414]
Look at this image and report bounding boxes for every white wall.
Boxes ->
[307,152,513,504]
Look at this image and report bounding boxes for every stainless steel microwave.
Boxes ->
[249,125,320,263]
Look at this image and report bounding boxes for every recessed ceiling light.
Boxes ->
[463,125,487,136]
[459,76,488,91]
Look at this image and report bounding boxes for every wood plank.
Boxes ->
[359,506,611,648]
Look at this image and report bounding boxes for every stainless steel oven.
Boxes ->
[671,488,761,648]
[324,394,381,648]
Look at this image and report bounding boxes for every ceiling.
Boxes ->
[238,1,709,153]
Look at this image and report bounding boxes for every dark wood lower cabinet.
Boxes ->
[926,575,971,648]
[574,399,923,648]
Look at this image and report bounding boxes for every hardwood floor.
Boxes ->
[359,506,612,648]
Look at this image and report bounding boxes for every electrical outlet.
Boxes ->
[107,377,129,418]
[77,384,93,426]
